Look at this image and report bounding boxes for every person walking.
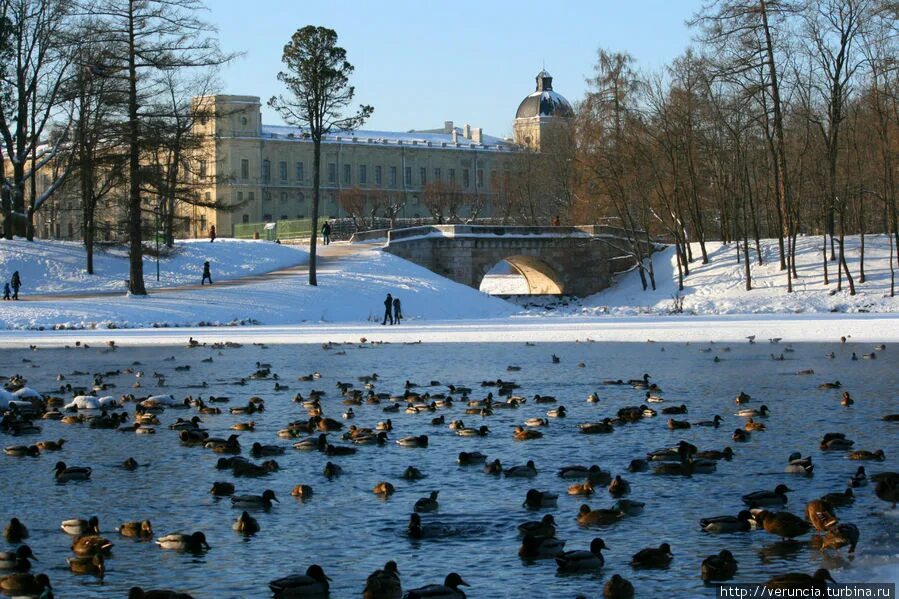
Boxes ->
[321,221,332,246]
[201,261,213,285]
[382,293,393,325]
[209,225,216,243]
[10,271,21,300]
[2,282,10,301]
[392,296,402,325]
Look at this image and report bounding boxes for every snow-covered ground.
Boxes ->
[0,238,307,294]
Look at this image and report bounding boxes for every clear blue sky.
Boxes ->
[207,0,703,138]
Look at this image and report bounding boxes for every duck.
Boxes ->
[577,504,624,526]
[53,461,91,482]
[696,447,734,461]
[785,453,814,475]
[3,445,39,457]
[816,522,860,553]
[556,537,607,573]
[61,516,99,536]
[524,417,548,427]
[513,426,542,441]
[587,392,600,403]
[744,417,766,431]
[608,475,631,497]
[568,481,594,496]
[518,534,566,560]
[155,531,210,552]
[806,499,838,531]
[603,574,634,599]
[35,438,65,451]
[403,466,425,480]
[701,549,738,582]
[403,572,469,599]
[849,466,867,487]
[611,499,645,516]
[765,568,835,591]
[700,510,754,533]
[661,404,687,415]
[848,449,885,461]
[457,452,486,465]
[3,518,28,543]
[210,482,235,496]
[0,545,36,572]
[732,429,749,443]
[71,534,113,556]
[523,489,557,509]
[0,572,52,596]
[363,560,401,599]
[504,460,537,478]
[323,462,343,478]
[128,586,195,598]
[743,484,792,507]
[758,510,812,541]
[117,520,153,538]
[546,406,567,418]
[457,425,489,437]
[840,392,854,406]
[484,459,503,475]
[396,435,428,448]
[269,564,331,597]
[875,479,899,508]
[735,405,769,417]
[821,488,854,507]
[233,511,259,535]
[579,420,614,434]
[231,489,278,509]
[414,491,440,512]
[373,482,396,497]
[518,514,556,537]
[735,391,752,404]
[818,381,841,389]
[820,433,854,451]
[695,415,722,427]
[251,442,285,457]
[667,418,690,430]
[630,543,673,568]
[67,554,104,577]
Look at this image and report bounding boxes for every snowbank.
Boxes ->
[0,238,307,294]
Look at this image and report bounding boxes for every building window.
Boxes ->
[263,214,272,222]
[263,190,271,201]
[463,168,470,188]
[280,192,288,202]
[198,160,207,180]
[477,169,484,188]
[298,192,305,203]
[490,170,496,189]
[298,214,306,219]
[204,191,211,203]
[434,167,441,181]
[262,159,271,183]
[199,214,207,232]
[280,214,288,221]
[342,163,351,184]
[328,163,337,183]
[237,191,243,204]
[240,159,249,180]
[296,162,304,181]
[390,166,397,187]
[248,192,255,203]
[375,165,382,186]
[242,214,249,224]
[279,161,287,181]
[449,168,455,185]
[358,164,367,184]
[419,167,427,186]
[404,166,412,186]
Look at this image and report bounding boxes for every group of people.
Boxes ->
[3,271,21,300]
[382,293,402,325]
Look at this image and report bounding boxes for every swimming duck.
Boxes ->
[129,587,194,598]
[695,415,722,427]
[363,560,401,599]
[629,373,652,389]
[291,484,313,499]
[231,489,278,509]
[848,449,885,461]
[404,572,469,599]
[67,554,104,577]
[667,418,690,430]
[611,499,645,516]
[765,568,835,591]
[577,504,624,526]
[631,543,672,568]
[323,462,343,478]
[35,438,65,451]
[457,425,489,437]
[735,391,751,404]
[696,447,734,461]
[822,488,854,507]
[3,518,28,543]
[579,420,614,434]
[735,405,769,417]
[483,459,503,475]
[396,435,428,448]
[233,511,259,535]
[71,534,113,556]
[732,429,750,442]
[0,545,36,572]
[757,510,812,541]
[524,417,548,427]
[546,406,567,418]
[251,442,285,457]
[504,460,537,478]
[587,392,600,403]
[155,531,209,553]
[0,572,51,595]
[816,522,860,553]
[849,466,867,487]
[523,489,557,509]
[269,564,331,597]
[627,459,649,473]
[401,466,425,481]
[414,491,440,512]
[700,510,754,533]
[875,478,899,508]
[785,453,814,475]
[603,574,634,599]
[608,475,631,497]
[743,484,792,507]
[701,549,738,581]
[568,482,594,496]
[819,381,841,389]
[457,452,486,465]
[840,392,854,406]
[518,514,556,537]
[61,516,99,536]
[556,537,607,573]
[3,445,39,457]
[820,433,854,451]
[210,482,235,496]
[805,499,838,531]
[661,404,687,415]
[513,426,542,441]
[117,520,153,538]
[373,481,396,497]
[744,417,766,431]
[518,534,566,560]
[53,461,91,482]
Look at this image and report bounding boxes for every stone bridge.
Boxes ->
[383,225,654,296]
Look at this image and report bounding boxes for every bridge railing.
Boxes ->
[387,224,606,243]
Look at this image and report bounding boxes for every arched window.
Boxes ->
[262,159,271,183]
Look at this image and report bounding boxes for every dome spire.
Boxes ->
[536,69,553,92]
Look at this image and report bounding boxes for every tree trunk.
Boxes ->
[309,137,321,286]
[127,1,146,295]
[838,211,855,295]
[857,189,865,284]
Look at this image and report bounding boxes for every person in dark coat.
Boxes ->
[201,261,212,285]
[2,282,10,301]
[382,293,393,325]
[392,296,402,325]
[10,271,21,300]
[209,225,216,242]
[321,221,332,245]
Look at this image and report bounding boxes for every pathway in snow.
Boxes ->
[19,241,380,301]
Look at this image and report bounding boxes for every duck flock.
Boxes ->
[0,337,897,598]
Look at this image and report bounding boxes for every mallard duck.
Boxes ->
[363,560,401,599]
[3,518,28,543]
[270,564,331,597]
[744,417,766,431]
[155,531,209,552]
[759,510,812,541]
[568,481,594,496]
[785,453,814,475]
[805,500,838,531]
[518,534,566,559]
[875,479,899,508]
[128,586,195,598]
[701,549,737,581]
[0,572,51,595]
[401,466,425,481]
[61,516,99,536]
[457,452,486,465]
[742,484,792,507]
[627,459,649,472]
[72,534,113,556]
[840,392,854,406]
[53,461,91,482]
[732,429,749,442]
[513,426,542,441]
[484,459,503,475]
[603,574,634,598]
[848,449,885,461]
[505,460,537,478]
[661,404,687,415]
[735,405,769,417]
[0,545,36,572]
[695,415,722,427]
[577,504,624,526]
[3,445,39,457]
[816,522,860,553]
[546,406,567,418]
[231,489,278,509]
[735,391,751,404]
[35,438,65,451]
[631,543,673,568]
[579,420,614,434]
[404,572,469,599]
[414,491,439,512]
[848,466,867,487]
[117,520,153,538]
[323,462,343,478]
[523,489,557,509]
[766,568,834,590]
[608,475,630,497]
[518,514,556,537]
[556,537,607,572]
[233,511,259,535]
[611,499,645,516]
[700,510,754,533]
[373,481,396,497]
[821,488,854,507]
[396,435,428,448]
[667,418,691,430]
[210,482,235,496]
[820,432,854,450]
[67,553,104,577]
[457,425,489,437]
[696,447,734,461]
[251,442,285,458]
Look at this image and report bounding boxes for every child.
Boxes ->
[201,261,212,285]
[2,282,10,301]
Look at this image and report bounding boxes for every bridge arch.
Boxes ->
[478,255,565,295]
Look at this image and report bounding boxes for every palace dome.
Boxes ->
[515,70,574,119]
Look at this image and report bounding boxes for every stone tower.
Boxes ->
[513,70,574,151]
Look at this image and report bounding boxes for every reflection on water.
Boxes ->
[1,340,897,597]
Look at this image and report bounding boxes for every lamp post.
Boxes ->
[155,203,160,282]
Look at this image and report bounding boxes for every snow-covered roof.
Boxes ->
[259,125,519,153]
